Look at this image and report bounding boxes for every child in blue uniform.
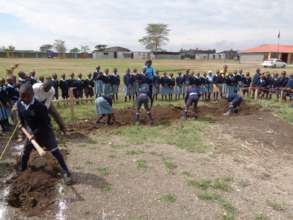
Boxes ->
[93,66,103,97]
[59,74,69,99]
[123,68,133,102]
[183,70,191,97]
[285,74,293,102]
[169,73,175,101]
[18,71,28,87]
[112,68,120,101]
[135,77,153,124]
[52,73,59,100]
[212,71,221,101]
[144,60,155,99]
[251,69,261,98]
[17,83,72,184]
[29,71,38,85]
[224,93,243,116]
[206,71,214,101]
[183,81,202,120]
[95,95,116,125]
[76,74,84,98]
[160,72,169,101]
[0,79,10,132]
[6,76,19,105]
[241,72,251,97]
[153,71,161,101]
[175,72,184,100]
[83,73,94,98]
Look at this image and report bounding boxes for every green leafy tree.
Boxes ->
[80,45,90,53]
[95,44,107,51]
[139,24,170,51]
[70,48,81,53]
[53,40,66,56]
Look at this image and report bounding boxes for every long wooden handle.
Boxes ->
[21,127,46,157]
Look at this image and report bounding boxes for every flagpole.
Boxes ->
[277,31,280,59]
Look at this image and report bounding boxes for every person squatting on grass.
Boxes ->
[17,83,72,185]
[95,95,116,125]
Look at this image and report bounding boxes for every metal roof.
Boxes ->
[242,44,293,53]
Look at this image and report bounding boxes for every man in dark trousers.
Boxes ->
[17,83,72,185]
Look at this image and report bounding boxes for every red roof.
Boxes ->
[243,44,293,53]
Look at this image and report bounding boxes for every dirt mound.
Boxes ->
[6,151,61,217]
[198,101,262,119]
[66,102,261,133]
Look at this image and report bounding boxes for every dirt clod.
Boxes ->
[6,152,61,216]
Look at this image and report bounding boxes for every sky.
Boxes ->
[0,0,292,52]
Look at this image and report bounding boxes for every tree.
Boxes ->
[3,45,16,58]
[7,45,15,51]
[139,24,170,51]
[40,44,53,53]
[95,44,107,51]
[70,48,80,53]
[80,45,90,53]
[53,40,66,56]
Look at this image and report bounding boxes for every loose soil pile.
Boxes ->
[67,102,261,133]
[6,151,62,217]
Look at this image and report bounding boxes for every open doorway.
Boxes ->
[281,53,288,63]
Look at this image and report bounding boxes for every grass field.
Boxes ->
[0,58,292,78]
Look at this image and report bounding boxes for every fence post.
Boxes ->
[280,89,284,102]
[254,88,258,100]
[69,88,75,120]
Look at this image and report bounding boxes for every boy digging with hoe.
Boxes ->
[17,83,73,185]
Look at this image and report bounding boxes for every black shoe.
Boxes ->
[107,121,113,126]
[96,120,105,125]
[63,173,73,185]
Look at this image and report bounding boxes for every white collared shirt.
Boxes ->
[32,82,55,109]
[21,98,35,110]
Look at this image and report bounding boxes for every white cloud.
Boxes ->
[0,0,292,51]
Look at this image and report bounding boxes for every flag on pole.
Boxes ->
[277,31,280,39]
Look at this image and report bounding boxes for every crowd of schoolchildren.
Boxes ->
[1,62,293,132]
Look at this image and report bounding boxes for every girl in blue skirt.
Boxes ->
[103,69,113,96]
[95,95,116,125]
[160,72,169,101]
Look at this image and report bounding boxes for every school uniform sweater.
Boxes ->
[17,99,53,136]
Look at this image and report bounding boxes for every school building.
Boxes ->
[180,49,238,60]
[92,46,133,59]
[240,44,293,64]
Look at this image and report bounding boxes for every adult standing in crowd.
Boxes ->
[33,77,66,133]
[143,60,155,106]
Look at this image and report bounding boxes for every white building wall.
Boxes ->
[133,52,151,59]
[93,51,115,59]
[117,51,133,59]
[240,53,264,63]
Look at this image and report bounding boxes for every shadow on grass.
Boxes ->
[72,171,111,192]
